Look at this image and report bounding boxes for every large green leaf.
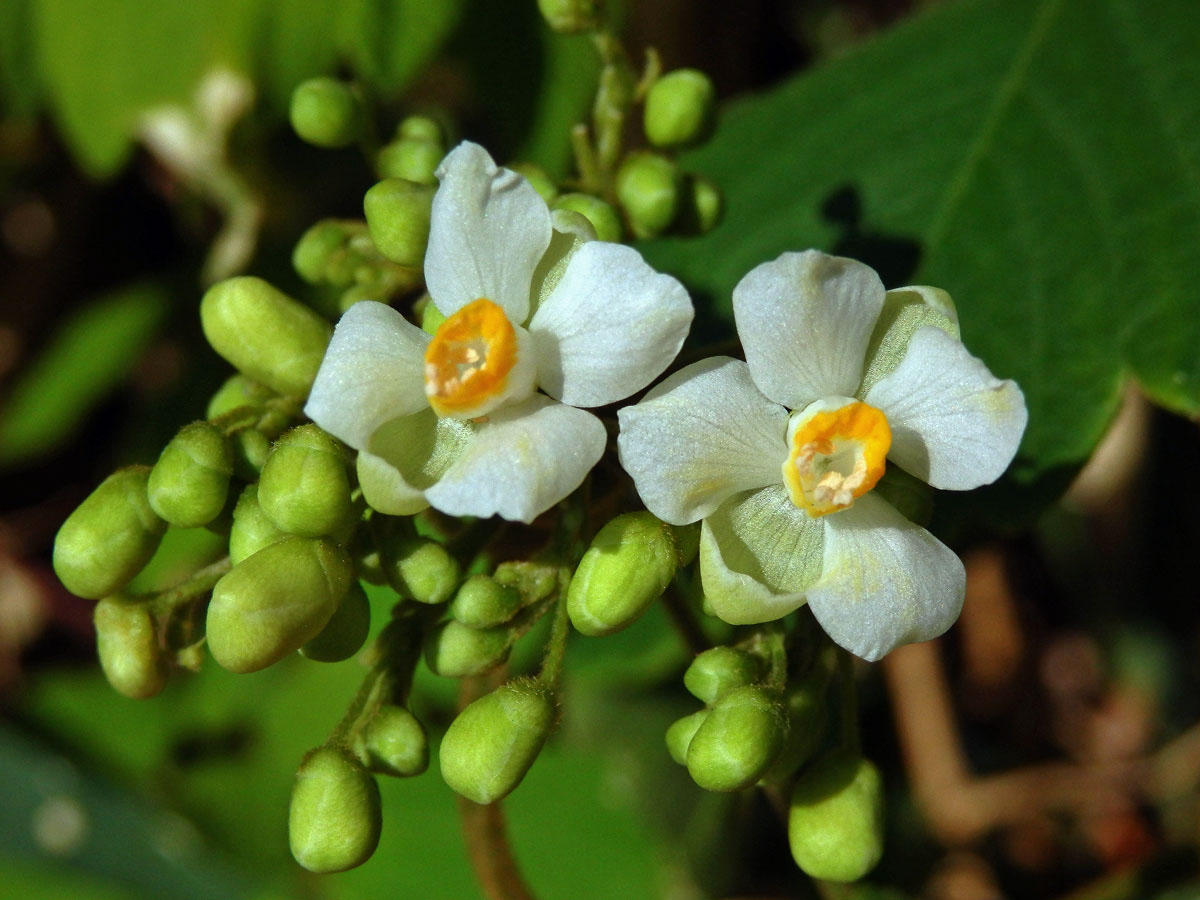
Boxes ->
[338,0,467,97]
[645,0,1200,485]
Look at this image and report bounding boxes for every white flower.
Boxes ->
[305,142,693,524]
[617,250,1027,661]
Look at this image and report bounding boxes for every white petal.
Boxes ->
[616,358,788,526]
[530,241,693,407]
[424,142,551,324]
[304,301,429,449]
[865,326,1027,490]
[356,451,430,516]
[807,493,965,662]
[733,250,886,408]
[424,395,606,523]
[699,485,825,624]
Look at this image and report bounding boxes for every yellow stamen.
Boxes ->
[424,298,518,418]
[782,400,891,517]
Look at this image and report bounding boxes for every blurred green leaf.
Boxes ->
[514,31,600,177]
[645,0,1200,491]
[338,0,467,97]
[0,0,39,117]
[0,283,166,466]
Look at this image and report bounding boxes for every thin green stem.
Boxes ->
[147,556,232,618]
[537,590,571,690]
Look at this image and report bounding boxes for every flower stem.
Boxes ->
[457,792,538,900]
[537,590,571,690]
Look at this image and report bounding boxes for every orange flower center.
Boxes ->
[783,400,891,517]
[424,298,518,418]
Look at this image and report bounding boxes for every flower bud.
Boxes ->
[683,646,761,705]
[665,709,708,766]
[788,752,884,882]
[381,531,460,605]
[300,581,371,662]
[206,374,273,420]
[94,595,166,699]
[419,295,447,335]
[200,276,333,398]
[54,467,166,600]
[289,747,381,873]
[257,424,351,538]
[677,174,724,235]
[207,536,352,673]
[361,706,428,777]
[363,178,434,268]
[424,620,512,677]
[147,422,233,528]
[293,219,354,285]
[508,162,558,203]
[230,428,272,481]
[644,69,716,149]
[449,574,523,628]
[397,115,442,143]
[567,511,677,637]
[440,679,555,804]
[686,684,786,792]
[376,136,443,185]
[537,0,602,33]
[616,152,682,239]
[767,680,828,780]
[551,192,622,243]
[289,77,363,149]
[229,484,285,563]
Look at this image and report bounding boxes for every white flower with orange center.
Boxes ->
[618,250,1027,661]
[305,141,693,523]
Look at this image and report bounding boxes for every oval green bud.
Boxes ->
[381,531,460,605]
[293,219,353,284]
[289,77,363,149]
[508,162,558,203]
[230,428,271,481]
[54,467,166,600]
[537,0,602,33]
[397,115,442,143]
[376,136,443,185]
[644,69,716,149]
[683,646,761,705]
[439,679,555,804]
[363,178,434,267]
[678,174,724,236]
[419,295,447,335]
[300,581,370,662]
[147,422,233,528]
[207,536,352,673]
[94,595,166,699]
[206,374,273,420]
[551,192,623,243]
[615,152,682,239]
[257,424,351,538]
[229,483,286,564]
[767,680,827,781]
[686,684,786,792]
[289,747,381,873]
[200,276,333,398]
[449,574,523,628]
[361,706,429,777]
[788,752,884,882]
[567,511,677,637]
[665,709,709,766]
[424,620,512,677]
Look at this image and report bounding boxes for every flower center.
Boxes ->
[424,298,521,418]
[782,398,891,517]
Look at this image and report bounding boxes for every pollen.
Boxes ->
[783,400,891,518]
[424,298,519,418]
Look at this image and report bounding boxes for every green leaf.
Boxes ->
[0,284,166,466]
[338,0,467,95]
[645,0,1200,486]
[0,0,39,117]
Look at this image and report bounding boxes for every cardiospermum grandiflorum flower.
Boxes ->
[304,141,693,523]
[617,250,1027,661]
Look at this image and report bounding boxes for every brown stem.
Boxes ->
[458,797,539,900]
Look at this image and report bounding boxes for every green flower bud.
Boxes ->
[537,0,602,33]
[683,646,761,705]
[229,484,285,564]
[686,684,786,791]
[551,192,623,243]
[677,174,724,236]
[449,574,523,628]
[289,747,381,873]
[300,581,370,662]
[508,162,558,203]
[230,428,272,482]
[361,706,428,777]
[257,424,351,538]
[381,531,460,605]
[644,69,716,149]
[363,178,434,268]
[424,620,512,677]
[289,77,363,149]
[768,680,828,780]
[376,136,443,185]
[206,374,273,420]
[147,422,233,528]
[54,467,166,600]
[207,536,352,673]
[397,115,442,143]
[616,152,682,239]
[665,709,709,766]
[293,219,353,285]
[567,511,677,637]
[419,295,446,335]
[788,752,884,882]
[440,679,555,804]
[94,595,166,699]
[200,277,333,398]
